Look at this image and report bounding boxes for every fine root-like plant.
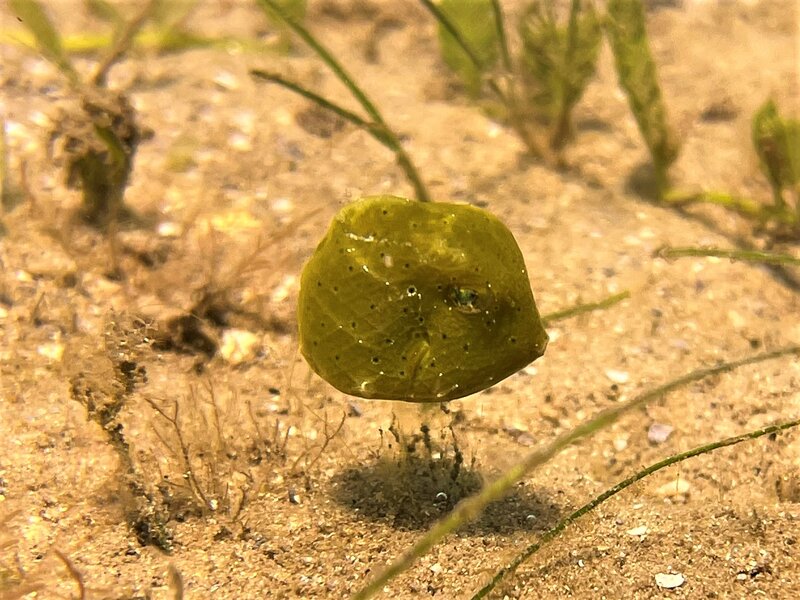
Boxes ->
[150,205,316,358]
[68,315,174,551]
[251,0,431,202]
[65,313,308,551]
[142,383,276,519]
[141,381,348,520]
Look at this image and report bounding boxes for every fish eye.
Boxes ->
[450,286,481,313]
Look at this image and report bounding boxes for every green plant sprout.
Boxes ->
[752,99,800,219]
[9,0,151,231]
[603,5,799,236]
[472,415,800,598]
[427,0,800,239]
[605,0,679,197]
[350,344,800,599]
[425,0,602,160]
[428,0,673,179]
[664,99,800,238]
[252,0,431,202]
[518,0,602,149]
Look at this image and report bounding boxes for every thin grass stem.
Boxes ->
[257,0,430,202]
[541,290,630,326]
[419,0,548,158]
[490,0,512,71]
[9,0,80,86]
[472,416,800,598]
[658,246,800,267]
[418,0,510,104]
[665,189,799,228]
[420,0,486,70]
[53,550,87,600]
[92,0,159,86]
[0,29,260,53]
[350,345,800,599]
[250,70,373,133]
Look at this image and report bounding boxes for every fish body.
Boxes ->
[298,195,548,402]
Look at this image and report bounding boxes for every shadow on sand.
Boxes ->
[329,452,563,535]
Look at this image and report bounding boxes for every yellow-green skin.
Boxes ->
[298,196,548,402]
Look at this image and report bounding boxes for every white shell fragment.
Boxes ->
[626,525,649,537]
[655,572,685,589]
[656,479,691,498]
[604,368,630,384]
[648,422,675,444]
[37,342,65,362]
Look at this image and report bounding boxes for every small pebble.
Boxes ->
[613,436,629,452]
[727,309,746,330]
[648,422,674,444]
[228,132,252,152]
[219,329,262,365]
[271,275,297,303]
[157,221,182,237]
[504,425,535,446]
[272,197,294,214]
[213,70,239,90]
[626,525,649,537]
[656,479,691,498]
[37,342,64,362]
[516,432,535,446]
[605,369,630,384]
[669,338,690,351]
[655,572,685,589]
[429,563,443,574]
